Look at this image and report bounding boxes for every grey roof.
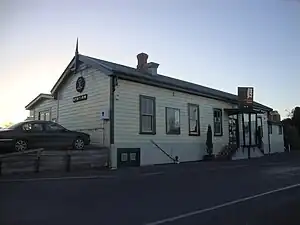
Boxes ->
[81,55,272,111]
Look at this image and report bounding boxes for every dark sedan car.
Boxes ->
[0,121,90,152]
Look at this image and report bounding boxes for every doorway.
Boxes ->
[229,115,239,146]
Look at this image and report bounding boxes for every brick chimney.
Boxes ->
[137,53,148,71]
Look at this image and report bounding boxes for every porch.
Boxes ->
[217,108,267,160]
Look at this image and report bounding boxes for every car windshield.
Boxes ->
[7,122,24,129]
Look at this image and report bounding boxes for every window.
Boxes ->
[188,103,200,136]
[268,124,272,134]
[278,125,283,135]
[139,95,156,134]
[165,107,180,134]
[213,109,223,136]
[38,110,50,121]
[22,123,43,132]
[45,123,66,132]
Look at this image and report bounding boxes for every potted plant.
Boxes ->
[204,124,214,160]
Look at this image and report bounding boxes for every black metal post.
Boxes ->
[0,160,2,176]
[66,152,71,172]
[242,113,245,153]
[248,113,251,159]
[236,115,240,148]
[35,152,41,173]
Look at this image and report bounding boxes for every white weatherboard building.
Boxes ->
[25,45,284,168]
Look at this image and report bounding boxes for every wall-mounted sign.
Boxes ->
[76,76,85,93]
[238,87,254,109]
[73,94,88,103]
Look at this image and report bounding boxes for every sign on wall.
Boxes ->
[73,94,88,103]
[238,87,254,109]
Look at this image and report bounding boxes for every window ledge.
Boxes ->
[139,132,156,135]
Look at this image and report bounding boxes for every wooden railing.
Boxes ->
[0,148,44,175]
[0,148,109,176]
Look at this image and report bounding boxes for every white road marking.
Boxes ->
[0,175,115,183]
[144,183,300,225]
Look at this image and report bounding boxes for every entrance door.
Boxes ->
[229,115,239,146]
[242,113,257,147]
[257,116,263,137]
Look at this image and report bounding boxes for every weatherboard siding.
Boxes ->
[33,99,57,121]
[57,67,110,146]
[113,79,235,166]
[270,125,284,153]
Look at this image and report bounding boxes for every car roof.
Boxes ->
[25,120,54,123]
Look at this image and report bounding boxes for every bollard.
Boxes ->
[0,160,2,176]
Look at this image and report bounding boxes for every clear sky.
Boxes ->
[0,0,299,125]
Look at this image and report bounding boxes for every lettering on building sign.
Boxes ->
[73,94,88,103]
[238,87,254,109]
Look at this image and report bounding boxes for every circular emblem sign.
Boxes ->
[76,77,85,93]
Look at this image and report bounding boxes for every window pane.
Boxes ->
[214,110,219,118]
[189,106,197,120]
[22,123,32,131]
[46,123,65,131]
[141,98,153,115]
[142,115,152,132]
[189,119,198,132]
[45,112,50,121]
[214,109,222,135]
[174,110,180,127]
[166,108,180,134]
[250,114,256,145]
[32,123,43,131]
[214,122,221,134]
[243,114,250,145]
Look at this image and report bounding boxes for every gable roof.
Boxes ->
[50,54,273,111]
[25,93,54,110]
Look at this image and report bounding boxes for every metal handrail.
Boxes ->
[150,140,179,164]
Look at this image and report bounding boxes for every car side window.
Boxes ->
[45,123,65,132]
[22,123,43,132]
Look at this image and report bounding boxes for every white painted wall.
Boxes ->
[57,67,110,146]
[113,79,235,167]
[33,99,57,121]
[269,124,284,153]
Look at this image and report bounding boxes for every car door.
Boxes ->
[44,122,75,149]
[21,122,46,149]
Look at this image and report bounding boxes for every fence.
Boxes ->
[0,148,109,176]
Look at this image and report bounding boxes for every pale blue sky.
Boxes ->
[0,0,299,125]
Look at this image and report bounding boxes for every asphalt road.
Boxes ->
[1,153,300,225]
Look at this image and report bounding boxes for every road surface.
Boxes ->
[1,153,300,225]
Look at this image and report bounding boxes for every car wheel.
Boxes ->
[15,139,28,152]
[73,137,85,150]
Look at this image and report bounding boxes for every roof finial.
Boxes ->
[75,37,79,55]
[74,38,79,73]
